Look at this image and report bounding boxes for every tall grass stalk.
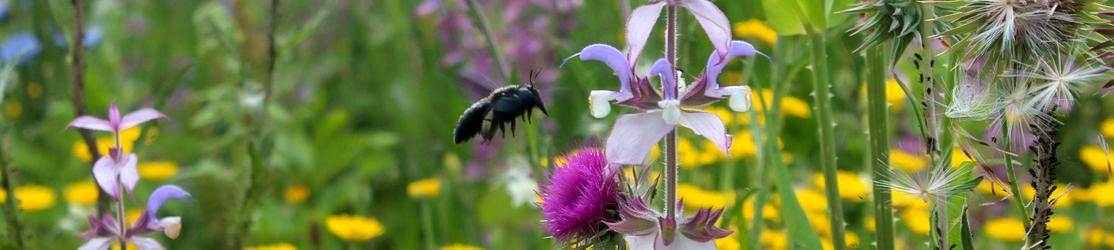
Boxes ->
[1001,122,1032,230]
[808,31,846,250]
[0,144,23,249]
[866,44,895,250]
[464,0,510,83]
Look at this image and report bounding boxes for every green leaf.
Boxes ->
[761,0,807,35]
[954,176,984,195]
[960,204,975,250]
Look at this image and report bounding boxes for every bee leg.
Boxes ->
[510,119,517,135]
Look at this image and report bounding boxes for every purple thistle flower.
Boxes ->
[539,148,620,242]
[79,185,192,250]
[66,102,167,197]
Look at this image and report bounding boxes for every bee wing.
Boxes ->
[454,101,491,144]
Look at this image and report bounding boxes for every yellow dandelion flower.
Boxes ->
[885,79,907,111]
[408,179,441,198]
[891,190,928,208]
[759,230,788,250]
[678,138,702,168]
[814,171,868,201]
[325,214,384,242]
[1092,181,1114,207]
[111,242,138,250]
[890,150,927,172]
[703,107,734,126]
[984,218,1026,241]
[845,232,860,248]
[794,189,828,213]
[676,183,735,209]
[440,243,483,250]
[3,101,20,118]
[1080,146,1113,172]
[733,19,777,45]
[807,212,832,236]
[27,83,42,98]
[1103,118,1114,138]
[865,216,875,232]
[722,131,781,158]
[751,90,811,118]
[245,243,298,250]
[1070,187,1093,202]
[715,236,741,250]
[64,181,99,205]
[1047,216,1073,232]
[138,161,178,180]
[951,149,973,168]
[900,208,931,235]
[975,180,1009,197]
[126,209,144,225]
[285,185,309,204]
[742,198,779,221]
[1,186,56,211]
[649,144,661,161]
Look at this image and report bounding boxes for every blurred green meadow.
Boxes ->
[1,0,1114,249]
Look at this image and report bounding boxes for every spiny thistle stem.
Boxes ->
[866,44,895,250]
[1028,110,1061,248]
[464,0,511,83]
[664,5,678,222]
[1001,121,1032,230]
[0,144,24,249]
[809,32,846,250]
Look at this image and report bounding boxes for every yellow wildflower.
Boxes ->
[64,181,99,205]
[678,138,701,168]
[886,79,907,111]
[900,208,931,235]
[794,189,828,213]
[440,243,483,250]
[0,185,56,211]
[245,243,298,250]
[126,209,144,225]
[623,167,660,183]
[814,171,868,201]
[73,127,142,162]
[976,180,1008,197]
[408,178,441,198]
[742,198,779,221]
[951,149,973,168]
[676,183,735,209]
[759,230,788,250]
[1092,181,1114,207]
[1070,187,1093,202]
[845,232,860,248]
[1080,146,1113,172]
[751,90,811,118]
[649,144,661,161]
[984,218,1025,241]
[1103,118,1114,138]
[715,236,741,250]
[3,101,20,118]
[1022,185,1072,208]
[808,212,832,236]
[325,214,384,242]
[865,216,875,232]
[27,83,42,98]
[285,185,309,204]
[138,161,178,180]
[733,19,777,45]
[1047,216,1073,232]
[892,190,928,207]
[703,106,734,126]
[890,150,927,172]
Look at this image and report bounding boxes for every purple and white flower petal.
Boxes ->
[131,185,191,237]
[78,238,113,250]
[677,0,731,60]
[625,1,666,64]
[678,111,731,155]
[66,116,113,131]
[605,111,675,165]
[649,59,678,100]
[120,108,167,130]
[92,157,121,197]
[682,40,762,110]
[130,237,165,250]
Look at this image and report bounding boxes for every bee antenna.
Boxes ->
[529,69,540,86]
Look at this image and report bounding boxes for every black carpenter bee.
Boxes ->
[454,71,549,144]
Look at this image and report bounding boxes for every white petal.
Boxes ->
[590,90,615,118]
[67,116,113,131]
[658,100,682,125]
[157,217,182,239]
[725,86,752,112]
[92,157,120,197]
[624,232,658,250]
[679,111,730,155]
[131,237,165,250]
[120,108,167,130]
[626,2,666,63]
[606,111,675,165]
[119,154,139,193]
[78,237,113,250]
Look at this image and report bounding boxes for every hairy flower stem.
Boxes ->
[1001,121,1032,230]
[917,3,949,247]
[69,0,112,216]
[0,144,24,249]
[464,0,511,83]
[116,178,127,250]
[1028,111,1060,248]
[809,32,846,250]
[866,44,895,250]
[664,5,678,222]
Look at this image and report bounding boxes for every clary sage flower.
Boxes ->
[66,102,167,197]
[563,40,763,165]
[78,185,191,250]
[625,0,732,63]
[605,197,731,249]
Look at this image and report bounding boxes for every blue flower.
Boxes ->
[1,33,41,65]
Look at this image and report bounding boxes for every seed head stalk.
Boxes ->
[664,5,679,222]
[866,44,895,250]
[1002,122,1032,230]
[917,2,949,246]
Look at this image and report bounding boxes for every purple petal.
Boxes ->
[649,59,677,99]
[678,111,730,155]
[605,198,660,235]
[564,44,635,102]
[120,108,167,130]
[108,102,121,130]
[120,154,139,193]
[146,185,191,223]
[130,237,165,250]
[625,1,665,63]
[681,208,733,242]
[78,238,113,250]
[704,41,760,93]
[92,157,120,198]
[679,0,731,59]
[66,116,113,131]
[606,111,675,165]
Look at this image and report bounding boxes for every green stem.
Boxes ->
[464,0,511,83]
[866,44,895,250]
[809,32,846,250]
[0,143,24,249]
[1001,123,1031,230]
[421,202,436,250]
[664,5,678,223]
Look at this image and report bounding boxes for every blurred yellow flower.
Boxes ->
[73,127,143,162]
[1080,146,1113,172]
[759,230,788,250]
[440,243,483,250]
[325,214,384,242]
[64,181,99,205]
[807,212,832,236]
[814,171,868,201]
[1102,118,1114,138]
[1047,216,1073,232]
[3,101,20,118]
[984,218,1025,241]
[678,138,701,168]
[976,180,1008,197]
[0,186,56,211]
[733,19,777,45]
[623,167,660,183]
[715,235,741,250]
[900,208,931,235]
[865,216,875,232]
[27,83,42,98]
[892,190,927,207]
[742,198,779,221]
[408,178,441,198]
[951,149,973,168]
[1070,187,1093,202]
[845,232,860,248]
[677,183,735,209]
[649,144,661,161]
[1087,229,1114,247]
[890,150,927,172]
[885,80,907,111]
[703,107,734,126]
[1092,181,1114,207]
[126,209,144,225]
[111,243,138,250]
[245,243,297,250]
[138,161,178,180]
[751,90,811,118]
[794,189,828,213]
[285,185,309,204]
[1022,184,1072,208]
